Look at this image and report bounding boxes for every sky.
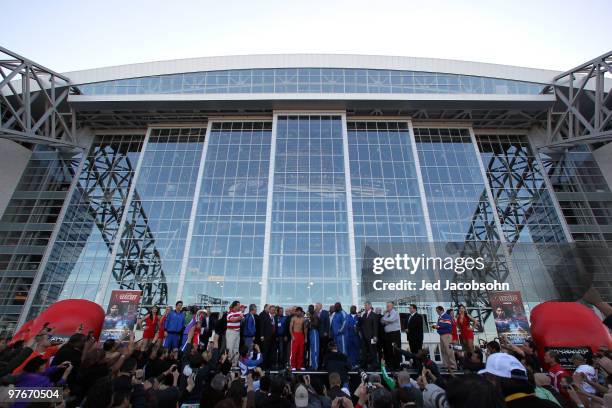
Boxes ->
[3,0,611,74]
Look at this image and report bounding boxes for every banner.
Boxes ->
[101,290,142,341]
[489,291,530,345]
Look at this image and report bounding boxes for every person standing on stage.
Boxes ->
[360,301,379,370]
[346,305,360,368]
[283,307,295,366]
[306,304,320,370]
[331,302,348,355]
[275,306,286,368]
[226,301,243,366]
[156,305,172,346]
[164,301,186,350]
[259,304,276,369]
[140,305,160,349]
[243,304,258,353]
[405,304,424,353]
[456,304,478,353]
[289,306,307,370]
[434,305,457,372]
[200,308,215,347]
[380,301,401,370]
[315,303,330,367]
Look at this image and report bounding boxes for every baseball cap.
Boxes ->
[478,352,527,380]
[294,385,309,407]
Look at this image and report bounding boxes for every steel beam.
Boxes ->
[0,46,77,149]
[545,51,612,148]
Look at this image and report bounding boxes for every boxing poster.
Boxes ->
[489,291,530,345]
[100,290,142,341]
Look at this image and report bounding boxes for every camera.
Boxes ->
[359,369,374,391]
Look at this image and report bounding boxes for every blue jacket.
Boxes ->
[275,316,286,337]
[318,310,330,336]
[346,314,359,337]
[331,310,347,337]
[164,310,186,334]
[243,313,256,337]
[437,312,453,335]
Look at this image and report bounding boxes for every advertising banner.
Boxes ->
[101,290,142,341]
[489,291,530,345]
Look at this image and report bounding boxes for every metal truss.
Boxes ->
[111,191,169,308]
[45,142,168,309]
[0,46,77,149]
[544,51,612,148]
[453,192,511,314]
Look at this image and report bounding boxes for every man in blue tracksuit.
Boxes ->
[243,304,257,352]
[331,302,348,355]
[164,301,186,350]
[346,306,361,368]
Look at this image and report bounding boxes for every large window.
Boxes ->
[184,122,271,305]
[28,135,145,318]
[77,68,545,96]
[268,116,352,305]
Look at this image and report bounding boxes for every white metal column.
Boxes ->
[340,113,359,306]
[95,128,152,305]
[259,114,278,308]
[176,124,213,301]
[407,120,435,242]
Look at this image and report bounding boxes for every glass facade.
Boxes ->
[27,135,145,319]
[185,122,271,305]
[268,116,352,305]
[0,147,77,331]
[104,128,207,308]
[76,68,545,96]
[2,113,611,333]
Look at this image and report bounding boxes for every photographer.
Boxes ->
[239,343,264,376]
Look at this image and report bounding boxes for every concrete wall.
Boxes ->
[593,142,612,191]
[0,139,31,219]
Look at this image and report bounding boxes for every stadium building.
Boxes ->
[1,47,611,334]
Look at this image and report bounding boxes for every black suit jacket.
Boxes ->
[361,310,379,340]
[259,312,275,340]
[406,312,424,340]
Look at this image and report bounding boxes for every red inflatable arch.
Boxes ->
[531,301,612,364]
[10,319,34,344]
[14,299,106,342]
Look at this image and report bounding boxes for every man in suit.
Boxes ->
[315,303,330,368]
[259,304,276,369]
[199,308,214,347]
[360,301,379,370]
[406,304,424,353]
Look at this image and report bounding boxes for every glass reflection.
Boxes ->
[268,116,352,305]
[184,122,271,305]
